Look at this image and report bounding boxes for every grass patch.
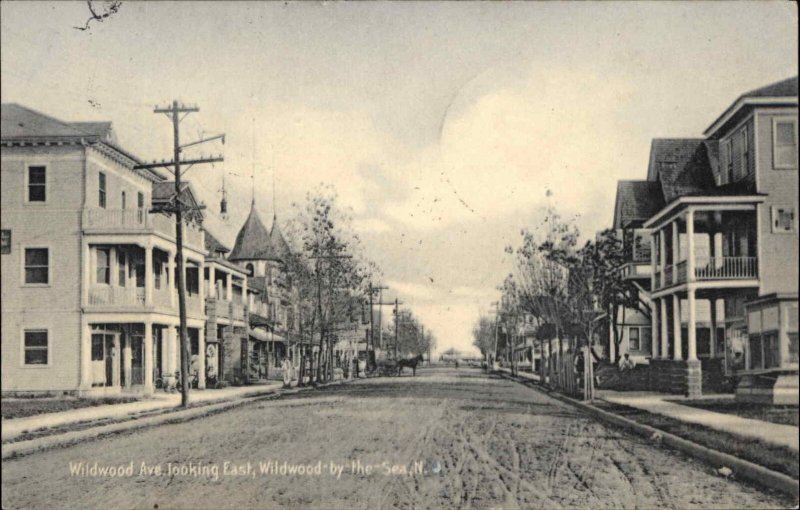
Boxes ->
[671,398,799,427]
[593,400,799,480]
[1,397,140,420]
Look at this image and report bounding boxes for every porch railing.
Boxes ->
[695,256,758,280]
[664,265,674,287]
[88,286,145,306]
[83,209,204,249]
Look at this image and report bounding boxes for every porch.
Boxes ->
[80,321,207,395]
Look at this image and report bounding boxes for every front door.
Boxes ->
[131,335,144,385]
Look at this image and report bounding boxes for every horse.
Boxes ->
[397,354,424,376]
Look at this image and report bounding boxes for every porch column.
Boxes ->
[651,231,658,291]
[144,321,154,393]
[686,209,696,282]
[208,265,216,298]
[79,316,92,390]
[144,243,153,306]
[82,238,91,307]
[113,334,122,387]
[660,297,669,358]
[198,260,206,304]
[172,326,180,376]
[687,289,697,360]
[198,325,207,389]
[659,228,667,288]
[123,331,132,389]
[226,272,233,301]
[673,294,682,360]
[709,298,718,358]
[168,250,176,307]
[651,300,660,359]
[672,220,680,274]
[165,326,176,375]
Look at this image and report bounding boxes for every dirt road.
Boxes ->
[1,368,793,509]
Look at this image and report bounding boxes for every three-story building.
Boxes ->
[1,104,208,395]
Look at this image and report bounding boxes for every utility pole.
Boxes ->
[393,298,401,360]
[366,283,387,370]
[135,101,223,408]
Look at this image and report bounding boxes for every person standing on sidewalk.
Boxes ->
[281,357,293,388]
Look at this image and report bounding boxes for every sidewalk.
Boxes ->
[597,390,799,452]
[495,366,541,382]
[1,382,282,442]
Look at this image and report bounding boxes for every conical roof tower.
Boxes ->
[229,200,272,261]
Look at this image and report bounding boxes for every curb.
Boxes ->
[496,371,800,498]
[2,378,358,461]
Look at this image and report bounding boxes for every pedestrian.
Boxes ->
[281,356,293,388]
[619,353,635,372]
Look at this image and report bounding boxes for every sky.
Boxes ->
[2,1,797,356]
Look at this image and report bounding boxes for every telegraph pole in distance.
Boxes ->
[394,298,400,360]
[135,100,223,408]
[367,283,387,370]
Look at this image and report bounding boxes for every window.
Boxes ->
[24,248,49,284]
[772,206,795,233]
[763,332,780,369]
[27,166,46,202]
[773,119,798,169]
[154,259,162,290]
[628,327,641,351]
[118,250,127,287]
[91,335,104,361]
[121,191,126,209]
[740,126,749,177]
[246,263,254,277]
[789,333,799,364]
[98,172,107,208]
[137,192,145,221]
[723,139,733,183]
[96,248,111,284]
[23,330,48,365]
[642,327,652,353]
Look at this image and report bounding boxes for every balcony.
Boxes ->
[89,286,145,306]
[82,209,204,250]
[655,256,758,289]
[206,297,246,322]
[694,256,758,281]
[87,285,203,317]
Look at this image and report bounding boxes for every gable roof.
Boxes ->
[645,138,705,182]
[151,181,204,223]
[1,103,163,180]
[612,181,664,229]
[204,229,230,255]
[1,103,113,140]
[739,76,798,99]
[705,76,798,137]
[229,201,272,261]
